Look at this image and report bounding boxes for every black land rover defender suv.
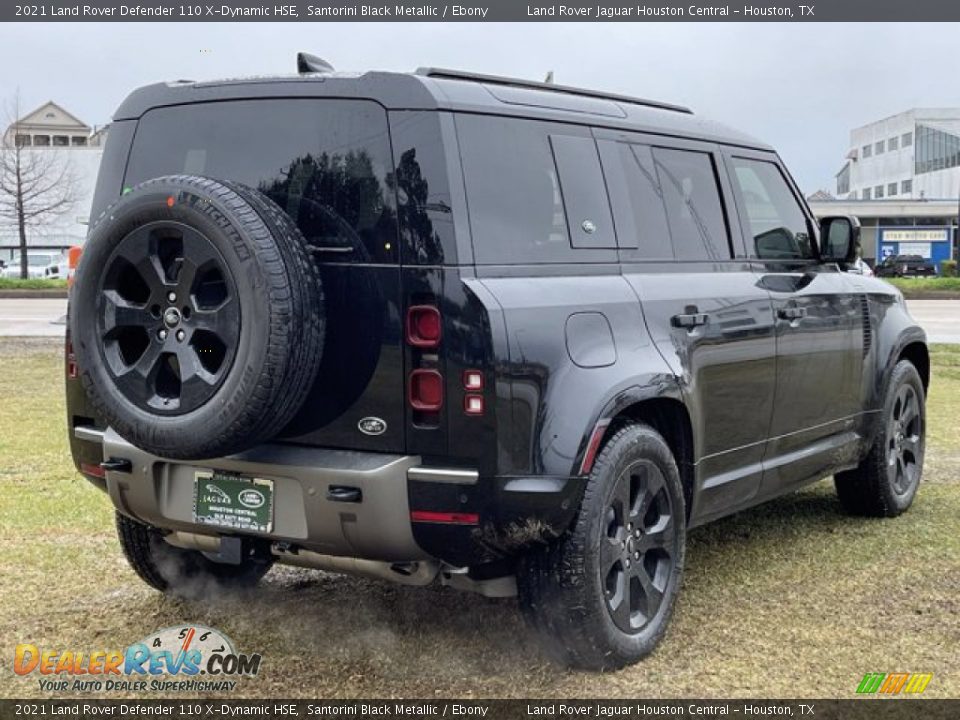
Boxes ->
[66,62,929,670]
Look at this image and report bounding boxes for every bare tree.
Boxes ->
[0,92,80,279]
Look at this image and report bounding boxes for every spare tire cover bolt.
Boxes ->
[167,291,177,303]
[176,329,186,342]
[158,329,167,340]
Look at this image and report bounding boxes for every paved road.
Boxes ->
[1,297,958,342]
[906,299,960,344]
[0,298,67,336]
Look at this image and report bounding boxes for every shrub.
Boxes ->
[941,259,958,277]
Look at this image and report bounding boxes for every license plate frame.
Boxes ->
[192,470,274,533]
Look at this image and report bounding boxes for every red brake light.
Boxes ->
[80,462,105,479]
[406,305,441,348]
[409,369,443,411]
[410,510,479,525]
[66,337,78,378]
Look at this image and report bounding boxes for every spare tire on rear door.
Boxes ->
[70,175,325,460]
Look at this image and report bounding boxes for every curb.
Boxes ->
[901,293,960,301]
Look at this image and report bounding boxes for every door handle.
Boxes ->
[777,306,808,321]
[671,312,709,329]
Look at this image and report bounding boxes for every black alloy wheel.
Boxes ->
[70,176,325,460]
[98,222,239,415]
[517,423,686,670]
[835,359,925,517]
[886,382,922,496]
[601,459,677,633]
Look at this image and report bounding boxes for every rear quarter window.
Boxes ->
[456,114,616,265]
[124,99,398,264]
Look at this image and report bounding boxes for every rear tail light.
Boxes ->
[462,370,484,391]
[66,337,78,379]
[67,245,82,288]
[463,395,484,415]
[406,305,442,348]
[409,369,443,411]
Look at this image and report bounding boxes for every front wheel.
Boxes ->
[517,424,686,670]
[834,359,925,517]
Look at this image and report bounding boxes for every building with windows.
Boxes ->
[4,101,96,148]
[834,108,960,202]
[1,102,105,261]
[818,109,960,269]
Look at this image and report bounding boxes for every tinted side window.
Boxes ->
[125,99,397,264]
[652,148,731,261]
[550,135,616,249]
[597,140,673,259]
[730,157,814,261]
[456,115,615,264]
[389,111,458,265]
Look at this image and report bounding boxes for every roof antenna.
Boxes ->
[297,53,335,74]
[544,71,554,84]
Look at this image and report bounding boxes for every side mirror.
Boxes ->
[819,215,860,265]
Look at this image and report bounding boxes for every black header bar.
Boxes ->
[6,0,960,22]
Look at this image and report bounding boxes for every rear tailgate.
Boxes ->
[121,98,407,452]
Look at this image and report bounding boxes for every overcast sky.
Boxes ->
[1,22,957,193]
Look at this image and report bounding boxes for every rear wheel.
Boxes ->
[835,360,925,517]
[517,424,686,670]
[116,512,272,594]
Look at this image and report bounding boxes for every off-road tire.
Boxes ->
[517,424,686,671]
[70,175,324,459]
[834,360,925,517]
[116,512,272,593]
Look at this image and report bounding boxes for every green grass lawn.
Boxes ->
[0,339,957,699]
[886,276,960,297]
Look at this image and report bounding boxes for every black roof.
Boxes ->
[113,69,771,150]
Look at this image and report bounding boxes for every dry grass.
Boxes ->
[0,338,957,699]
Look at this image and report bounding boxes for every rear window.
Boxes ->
[124,99,398,264]
[456,114,616,265]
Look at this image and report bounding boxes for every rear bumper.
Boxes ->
[74,427,583,567]
[81,427,443,562]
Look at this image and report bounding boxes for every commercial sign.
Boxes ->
[881,229,948,243]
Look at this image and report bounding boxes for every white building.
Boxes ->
[835,108,960,201]
[1,102,105,261]
[818,109,960,269]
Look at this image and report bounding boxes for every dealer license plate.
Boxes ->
[193,470,274,533]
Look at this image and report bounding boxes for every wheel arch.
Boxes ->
[898,341,929,392]
[581,388,695,524]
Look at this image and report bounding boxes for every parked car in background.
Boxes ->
[0,252,64,279]
[875,254,937,278]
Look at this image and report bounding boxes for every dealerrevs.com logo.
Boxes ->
[14,625,262,694]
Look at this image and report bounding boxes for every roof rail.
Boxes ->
[415,67,692,115]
